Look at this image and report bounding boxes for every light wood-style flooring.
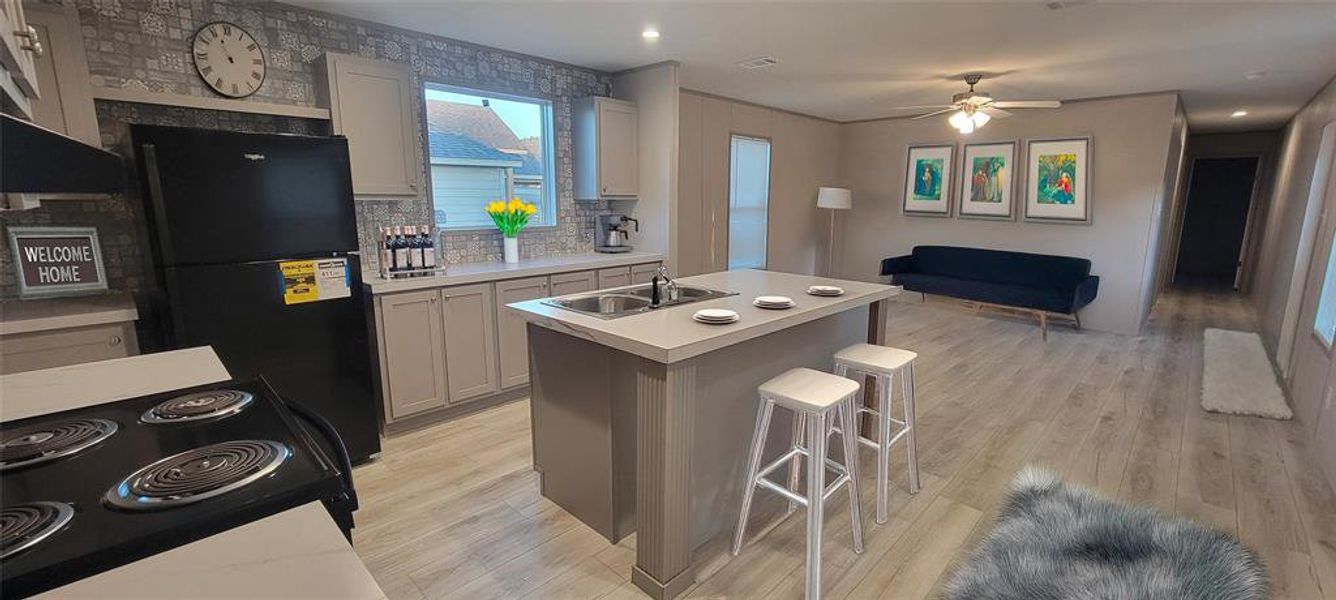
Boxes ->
[351,285,1336,599]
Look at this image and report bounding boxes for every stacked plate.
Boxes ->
[693,308,740,325]
[753,295,796,310]
[807,285,845,297]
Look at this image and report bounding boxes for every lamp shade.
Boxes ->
[816,187,852,210]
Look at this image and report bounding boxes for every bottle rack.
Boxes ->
[379,266,440,280]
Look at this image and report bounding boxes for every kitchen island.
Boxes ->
[508,269,899,599]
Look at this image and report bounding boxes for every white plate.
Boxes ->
[695,308,738,320]
[755,295,793,305]
[753,299,795,310]
[693,313,739,324]
[807,285,845,296]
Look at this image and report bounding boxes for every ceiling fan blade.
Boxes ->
[910,107,960,120]
[992,100,1061,109]
[890,104,955,110]
[980,107,1013,118]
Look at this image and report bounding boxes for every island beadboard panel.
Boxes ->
[2,0,614,298]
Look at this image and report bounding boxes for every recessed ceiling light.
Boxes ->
[738,56,779,70]
[1231,110,1248,118]
[642,27,660,40]
[1244,71,1267,81]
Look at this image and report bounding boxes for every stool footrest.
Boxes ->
[756,447,805,481]
[757,476,808,506]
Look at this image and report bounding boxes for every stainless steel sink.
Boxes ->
[542,284,735,319]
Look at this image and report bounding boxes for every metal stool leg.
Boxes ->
[903,363,921,494]
[787,412,807,515]
[840,393,865,553]
[805,409,828,600]
[732,398,775,556]
[876,372,893,524]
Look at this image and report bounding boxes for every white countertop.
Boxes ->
[363,251,664,294]
[0,346,231,422]
[36,501,387,600]
[508,269,899,363]
[0,293,138,335]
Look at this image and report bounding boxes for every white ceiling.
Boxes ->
[286,1,1336,131]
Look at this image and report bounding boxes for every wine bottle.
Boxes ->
[421,224,437,270]
[380,227,393,277]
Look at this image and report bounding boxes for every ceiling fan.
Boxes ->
[895,74,1062,134]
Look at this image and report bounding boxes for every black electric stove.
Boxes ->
[0,377,356,598]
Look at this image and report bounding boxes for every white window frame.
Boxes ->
[422,82,558,231]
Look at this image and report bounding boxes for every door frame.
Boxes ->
[1279,121,1336,375]
[1171,154,1264,289]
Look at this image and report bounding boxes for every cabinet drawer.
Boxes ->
[630,263,660,285]
[550,270,596,296]
[0,323,134,375]
[597,267,631,289]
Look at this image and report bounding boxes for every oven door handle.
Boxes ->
[269,386,358,511]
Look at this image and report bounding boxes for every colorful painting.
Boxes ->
[913,158,944,201]
[903,145,954,216]
[1025,137,1091,223]
[1036,153,1078,205]
[958,142,1015,219]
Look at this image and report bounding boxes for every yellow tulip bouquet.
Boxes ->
[485,198,538,238]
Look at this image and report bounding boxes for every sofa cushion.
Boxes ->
[895,273,1077,314]
[911,246,1091,291]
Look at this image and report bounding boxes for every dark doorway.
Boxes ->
[1175,157,1259,285]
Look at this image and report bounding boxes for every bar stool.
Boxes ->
[833,343,921,524]
[732,367,865,600]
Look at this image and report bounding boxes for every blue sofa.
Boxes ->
[880,245,1099,339]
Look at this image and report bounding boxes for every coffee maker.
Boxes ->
[596,213,639,253]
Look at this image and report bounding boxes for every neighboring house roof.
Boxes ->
[427,130,521,166]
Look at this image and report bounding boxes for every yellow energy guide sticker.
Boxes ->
[280,258,350,305]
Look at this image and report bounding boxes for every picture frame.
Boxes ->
[1024,136,1092,224]
[8,226,109,299]
[957,141,1017,220]
[903,144,954,217]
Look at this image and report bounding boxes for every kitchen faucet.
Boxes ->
[649,265,679,308]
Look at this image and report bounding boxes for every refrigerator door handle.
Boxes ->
[141,144,177,266]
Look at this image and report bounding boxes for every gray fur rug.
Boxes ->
[944,466,1267,600]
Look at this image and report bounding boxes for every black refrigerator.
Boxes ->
[131,125,381,463]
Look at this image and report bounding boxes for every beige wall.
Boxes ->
[613,63,680,262]
[1251,76,1336,370]
[676,91,840,276]
[836,93,1180,335]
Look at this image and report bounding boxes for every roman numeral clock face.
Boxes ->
[192,22,265,98]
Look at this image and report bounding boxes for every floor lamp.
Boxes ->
[817,187,852,277]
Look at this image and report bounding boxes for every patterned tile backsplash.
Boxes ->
[2,0,615,298]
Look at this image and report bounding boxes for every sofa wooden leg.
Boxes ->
[1073,312,1082,330]
[1038,311,1049,342]
[921,292,927,303]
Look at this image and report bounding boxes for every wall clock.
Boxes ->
[191,21,266,98]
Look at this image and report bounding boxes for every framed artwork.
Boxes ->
[957,141,1016,220]
[903,144,954,216]
[1025,137,1091,223]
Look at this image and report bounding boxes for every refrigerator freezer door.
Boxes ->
[134,125,360,266]
[161,256,381,462]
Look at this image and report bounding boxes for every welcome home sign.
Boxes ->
[8,227,108,298]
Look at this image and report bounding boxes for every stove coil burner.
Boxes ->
[1,502,74,559]
[0,419,118,471]
[104,440,290,510]
[141,390,255,424]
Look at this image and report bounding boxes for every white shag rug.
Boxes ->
[1202,328,1293,420]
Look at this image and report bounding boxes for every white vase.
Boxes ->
[503,236,520,264]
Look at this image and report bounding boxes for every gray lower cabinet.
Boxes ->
[495,276,549,389]
[442,283,501,404]
[597,267,632,289]
[631,263,659,284]
[376,289,448,419]
[550,270,597,296]
[0,322,136,375]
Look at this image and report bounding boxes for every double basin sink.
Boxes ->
[542,283,736,319]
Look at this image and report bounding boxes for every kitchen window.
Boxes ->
[423,83,556,230]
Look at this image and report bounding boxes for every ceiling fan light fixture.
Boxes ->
[948,110,971,130]
[971,111,991,127]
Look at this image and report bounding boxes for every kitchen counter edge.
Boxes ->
[362,252,665,294]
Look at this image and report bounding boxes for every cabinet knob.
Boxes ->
[109,335,122,347]
[430,297,438,303]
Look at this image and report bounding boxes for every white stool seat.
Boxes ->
[759,367,861,411]
[833,343,917,374]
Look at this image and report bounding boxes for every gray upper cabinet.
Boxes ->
[319,52,420,198]
[550,270,597,296]
[0,0,40,118]
[26,4,97,145]
[574,97,638,200]
[495,276,549,389]
[442,283,500,403]
[376,290,448,419]
[597,267,632,289]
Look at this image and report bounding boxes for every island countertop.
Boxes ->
[508,269,900,363]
